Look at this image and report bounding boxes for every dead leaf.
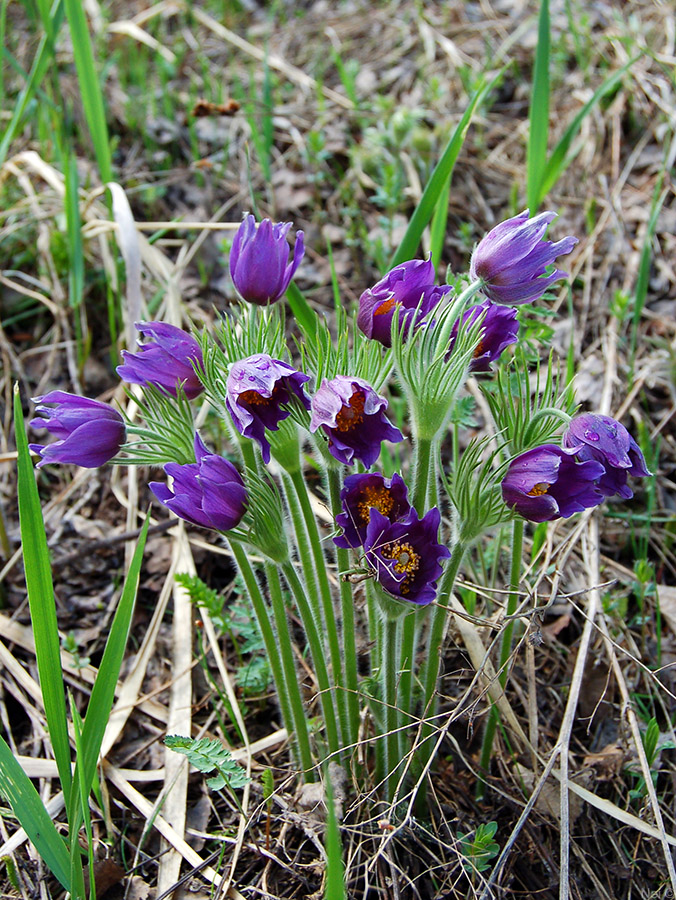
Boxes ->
[582,744,625,781]
[514,765,586,825]
[657,584,676,635]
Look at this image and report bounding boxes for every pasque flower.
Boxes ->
[310,376,403,467]
[230,214,305,306]
[29,391,125,468]
[563,414,652,499]
[226,354,311,463]
[501,444,605,522]
[117,322,204,399]
[363,507,450,605]
[470,210,578,305]
[357,258,447,347]
[150,434,247,531]
[334,472,411,549]
[448,300,519,372]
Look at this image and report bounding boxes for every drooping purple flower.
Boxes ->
[117,322,204,399]
[150,434,247,532]
[363,507,451,605]
[501,444,605,523]
[29,391,125,468]
[334,472,411,549]
[470,210,578,305]
[309,376,403,468]
[229,214,304,306]
[447,300,519,372]
[226,354,311,463]
[357,258,447,347]
[562,414,652,500]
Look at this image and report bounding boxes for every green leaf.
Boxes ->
[164,736,250,791]
[527,0,550,213]
[0,735,71,891]
[324,770,346,900]
[286,281,319,342]
[14,386,72,798]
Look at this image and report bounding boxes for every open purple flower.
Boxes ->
[357,258,447,347]
[117,322,204,399]
[230,214,304,306]
[150,434,247,531]
[470,210,578,305]
[501,444,605,523]
[563,414,652,499]
[448,300,519,372]
[334,472,411,549]
[29,391,125,468]
[226,354,311,463]
[309,376,403,468]
[363,507,450,605]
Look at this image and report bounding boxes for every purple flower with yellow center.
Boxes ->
[562,413,652,500]
[447,300,519,372]
[334,472,411,549]
[117,321,204,399]
[309,375,403,468]
[229,214,304,306]
[226,354,311,463]
[29,391,125,468]
[357,258,447,347]
[150,434,247,532]
[470,210,578,305]
[501,444,605,523]
[363,507,450,605]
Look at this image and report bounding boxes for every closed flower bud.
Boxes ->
[470,210,577,305]
[226,354,311,464]
[357,258,446,347]
[117,322,204,399]
[29,391,125,468]
[310,376,403,468]
[501,444,604,522]
[150,434,247,532]
[229,214,304,306]
[562,413,652,499]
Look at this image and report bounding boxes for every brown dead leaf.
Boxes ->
[542,613,571,639]
[657,584,676,635]
[514,765,586,825]
[582,744,625,781]
[125,876,152,900]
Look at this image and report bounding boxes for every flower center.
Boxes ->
[374,295,397,316]
[356,485,395,524]
[238,383,283,408]
[473,339,485,358]
[527,482,550,496]
[381,540,420,594]
[335,389,366,432]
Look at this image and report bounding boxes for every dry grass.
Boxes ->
[1,1,675,897]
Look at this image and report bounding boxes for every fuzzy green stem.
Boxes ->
[327,467,361,751]
[229,541,315,779]
[283,468,349,748]
[381,613,403,802]
[477,517,524,798]
[282,560,341,757]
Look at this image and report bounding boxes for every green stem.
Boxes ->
[326,467,361,752]
[477,517,524,798]
[381,613,402,802]
[230,542,315,779]
[282,560,341,757]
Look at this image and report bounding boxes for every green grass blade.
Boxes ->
[429,174,451,269]
[390,69,503,267]
[0,736,71,891]
[630,181,667,374]
[537,58,636,203]
[527,0,550,213]
[63,0,112,183]
[286,281,319,338]
[14,385,72,798]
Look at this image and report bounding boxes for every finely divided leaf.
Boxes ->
[164,736,250,791]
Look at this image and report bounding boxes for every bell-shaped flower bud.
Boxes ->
[117,322,204,400]
[229,215,304,306]
[29,391,125,468]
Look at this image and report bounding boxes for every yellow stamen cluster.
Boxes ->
[357,485,395,525]
[527,482,550,496]
[374,295,397,316]
[381,540,420,595]
[335,390,366,432]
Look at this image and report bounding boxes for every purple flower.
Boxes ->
[29,391,125,468]
[334,472,411,549]
[448,300,519,372]
[501,444,605,523]
[226,354,311,463]
[150,434,247,531]
[309,376,403,468]
[470,210,578,305]
[117,322,204,399]
[229,214,304,306]
[562,414,652,500]
[357,258,447,347]
[363,507,451,605]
